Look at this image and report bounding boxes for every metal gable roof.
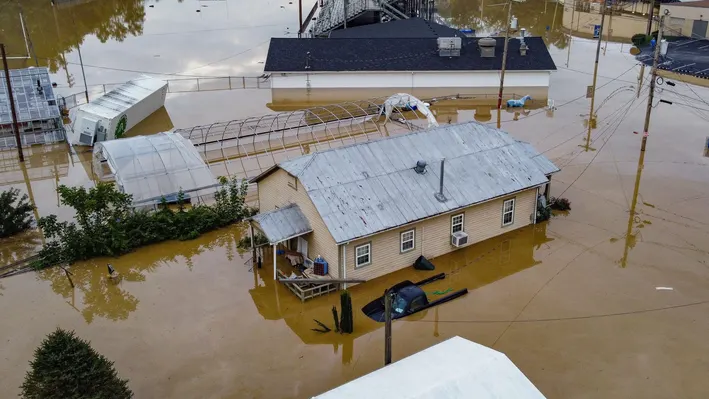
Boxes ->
[278,121,559,244]
[252,203,313,244]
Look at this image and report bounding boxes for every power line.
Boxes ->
[406,299,709,324]
[557,92,647,197]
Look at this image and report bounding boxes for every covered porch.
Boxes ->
[250,204,338,301]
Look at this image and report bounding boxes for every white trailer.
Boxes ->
[70,77,168,146]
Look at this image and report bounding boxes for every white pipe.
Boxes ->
[19,12,30,59]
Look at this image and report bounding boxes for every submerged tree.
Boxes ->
[20,328,133,399]
[0,188,35,238]
[36,177,252,268]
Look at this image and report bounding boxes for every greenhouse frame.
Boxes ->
[92,132,219,206]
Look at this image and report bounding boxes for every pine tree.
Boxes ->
[20,328,133,399]
[0,188,34,238]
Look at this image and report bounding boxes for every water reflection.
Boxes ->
[249,222,552,363]
[35,224,243,323]
[438,0,569,49]
[0,0,145,71]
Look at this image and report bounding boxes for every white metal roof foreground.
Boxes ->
[266,121,558,244]
[252,204,312,244]
[313,336,546,398]
[92,132,218,205]
[80,77,167,120]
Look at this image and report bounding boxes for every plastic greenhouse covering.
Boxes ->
[92,132,219,206]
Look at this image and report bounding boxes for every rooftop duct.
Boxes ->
[438,37,462,57]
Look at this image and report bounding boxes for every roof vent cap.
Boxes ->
[478,37,496,58]
[414,160,427,174]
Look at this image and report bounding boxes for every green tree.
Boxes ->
[21,328,133,399]
[0,188,35,238]
[36,177,253,268]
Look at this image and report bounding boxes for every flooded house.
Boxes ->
[0,67,64,148]
[264,19,557,105]
[249,121,558,287]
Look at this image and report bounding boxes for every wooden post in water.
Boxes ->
[1,44,24,162]
[384,289,393,365]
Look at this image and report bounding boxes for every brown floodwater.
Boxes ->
[3,1,709,398]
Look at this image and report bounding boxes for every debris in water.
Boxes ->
[655,287,674,291]
[312,319,331,333]
[107,263,119,280]
[643,202,656,208]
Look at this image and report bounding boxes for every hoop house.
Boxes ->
[93,132,219,206]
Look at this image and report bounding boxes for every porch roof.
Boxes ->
[252,203,312,244]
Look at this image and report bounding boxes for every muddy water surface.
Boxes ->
[2,1,709,398]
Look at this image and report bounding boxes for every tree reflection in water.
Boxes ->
[0,0,145,71]
[36,224,244,324]
[438,0,570,49]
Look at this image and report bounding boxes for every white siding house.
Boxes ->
[264,20,556,104]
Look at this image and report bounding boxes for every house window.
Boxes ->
[400,229,415,253]
[287,175,297,190]
[355,243,371,268]
[502,198,515,226]
[451,213,464,234]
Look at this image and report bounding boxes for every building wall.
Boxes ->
[270,71,551,90]
[662,5,709,38]
[344,187,539,282]
[256,168,339,272]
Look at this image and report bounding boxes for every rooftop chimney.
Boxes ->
[478,37,496,58]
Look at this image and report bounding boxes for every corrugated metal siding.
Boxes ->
[280,121,556,244]
[346,188,537,282]
[256,169,339,274]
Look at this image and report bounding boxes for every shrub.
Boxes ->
[20,328,133,399]
[35,177,251,268]
[536,204,552,222]
[0,188,35,238]
[550,197,571,211]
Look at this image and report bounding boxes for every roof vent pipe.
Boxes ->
[478,37,496,58]
[434,158,447,202]
[414,160,427,174]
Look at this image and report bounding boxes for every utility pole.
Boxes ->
[646,0,656,36]
[1,44,25,162]
[621,12,666,267]
[585,5,608,151]
[641,12,665,151]
[496,1,513,129]
[298,0,303,37]
[384,289,393,365]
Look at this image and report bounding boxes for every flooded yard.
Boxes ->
[2,0,709,398]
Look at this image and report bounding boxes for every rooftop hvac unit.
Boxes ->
[451,231,469,247]
[438,37,462,57]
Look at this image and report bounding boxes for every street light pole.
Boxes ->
[496,1,513,129]
[1,44,25,162]
[585,6,608,151]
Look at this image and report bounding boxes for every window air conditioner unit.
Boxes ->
[451,231,469,247]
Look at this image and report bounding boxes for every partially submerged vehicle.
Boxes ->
[361,273,468,322]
